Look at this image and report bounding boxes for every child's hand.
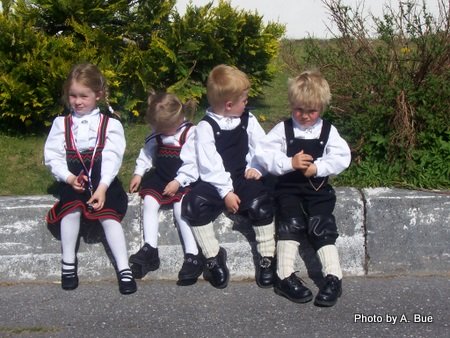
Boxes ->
[291,150,313,170]
[224,191,241,214]
[301,163,317,178]
[245,168,262,180]
[129,174,142,193]
[163,180,180,197]
[67,173,87,193]
[87,183,107,211]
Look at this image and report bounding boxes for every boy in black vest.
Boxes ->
[182,64,276,289]
[255,70,351,306]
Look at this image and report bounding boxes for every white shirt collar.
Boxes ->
[73,108,100,120]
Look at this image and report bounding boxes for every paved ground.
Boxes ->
[0,275,448,337]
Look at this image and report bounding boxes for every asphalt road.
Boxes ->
[0,275,448,337]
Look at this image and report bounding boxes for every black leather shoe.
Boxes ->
[314,274,342,307]
[177,253,205,286]
[255,256,275,288]
[118,268,137,295]
[203,247,229,289]
[61,260,78,290]
[274,273,313,303]
[129,243,160,279]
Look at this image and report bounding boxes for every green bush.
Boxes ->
[282,0,449,189]
[0,0,285,132]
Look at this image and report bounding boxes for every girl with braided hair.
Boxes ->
[44,63,136,295]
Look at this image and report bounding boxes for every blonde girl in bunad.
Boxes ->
[128,91,204,286]
[44,63,136,295]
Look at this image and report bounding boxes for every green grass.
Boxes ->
[0,71,295,196]
[0,42,301,196]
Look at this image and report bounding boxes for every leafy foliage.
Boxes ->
[0,0,285,132]
[282,0,449,189]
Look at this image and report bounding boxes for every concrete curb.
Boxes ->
[0,188,449,282]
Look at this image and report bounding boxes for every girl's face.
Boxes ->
[68,80,101,115]
[291,105,321,128]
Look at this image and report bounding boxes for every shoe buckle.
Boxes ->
[260,257,272,268]
[206,259,217,269]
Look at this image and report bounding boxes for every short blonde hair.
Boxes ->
[288,70,331,113]
[206,64,250,108]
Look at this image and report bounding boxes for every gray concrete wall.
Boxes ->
[0,188,449,282]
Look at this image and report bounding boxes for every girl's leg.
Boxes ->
[173,200,198,255]
[60,209,81,266]
[60,209,81,290]
[100,218,137,295]
[142,195,161,247]
[99,218,130,272]
[174,200,203,285]
[129,196,161,279]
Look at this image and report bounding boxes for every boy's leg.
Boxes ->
[182,183,229,289]
[317,244,342,280]
[276,240,298,279]
[253,222,276,288]
[273,237,312,303]
[100,218,137,295]
[305,187,342,307]
[190,222,219,259]
[236,182,276,287]
[314,243,342,307]
[273,193,313,303]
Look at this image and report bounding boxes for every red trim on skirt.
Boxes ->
[46,200,124,224]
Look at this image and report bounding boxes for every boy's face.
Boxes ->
[225,90,249,117]
[291,105,321,128]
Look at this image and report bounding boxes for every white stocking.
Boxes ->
[100,218,129,272]
[142,195,160,247]
[60,210,81,267]
[174,200,198,255]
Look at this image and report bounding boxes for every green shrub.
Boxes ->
[282,0,449,189]
[0,0,285,132]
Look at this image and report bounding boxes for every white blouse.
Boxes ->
[195,109,267,198]
[133,123,198,188]
[254,117,351,177]
[44,108,126,187]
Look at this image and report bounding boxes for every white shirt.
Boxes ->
[44,108,126,187]
[254,117,351,177]
[196,109,267,198]
[133,123,198,187]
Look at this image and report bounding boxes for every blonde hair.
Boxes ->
[206,64,250,108]
[145,91,196,134]
[288,70,331,113]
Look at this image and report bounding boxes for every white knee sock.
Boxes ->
[190,222,219,259]
[253,222,275,258]
[276,240,299,279]
[173,200,198,255]
[100,218,130,272]
[60,210,81,267]
[317,244,343,279]
[142,195,160,248]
